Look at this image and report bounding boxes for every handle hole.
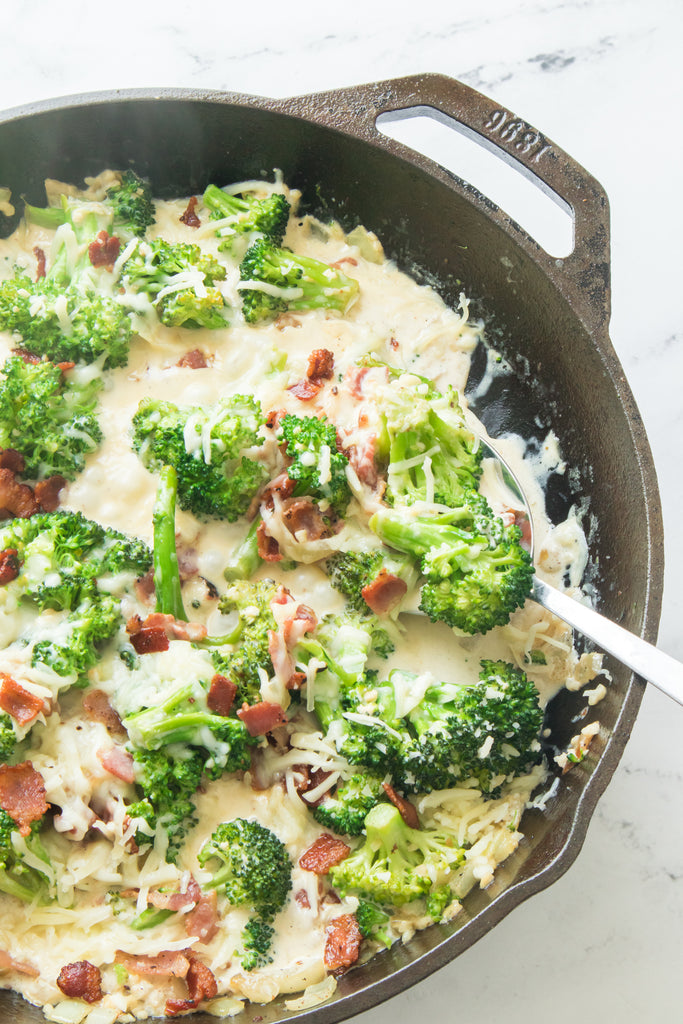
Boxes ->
[377,107,574,259]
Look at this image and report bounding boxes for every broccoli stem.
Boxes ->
[152,465,187,621]
[223,518,262,582]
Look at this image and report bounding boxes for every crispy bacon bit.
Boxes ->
[166,955,218,1017]
[207,674,237,717]
[382,782,420,830]
[299,834,350,875]
[0,673,45,725]
[260,472,296,510]
[56,961,103,1004]
[33,246,46,280]
[177,347,207,368]
[330,257,358,269]
[134,569,155,603]
[282,604,317,647]
[343,432,379,489]
[129,626,169,655]
[97,746,135,784]
[147,878,202,912]
[82,689,125,734]
[294,888,311,909]
[287,378,321,402]
[88,230,120,269]
[0,467,40,519]
[0,548,20,585]
[323,914,362,972]
[0,449,25,473]
[307,348,335,382]
[298,768,333,807]
[185,889,218,943]
[361,570,407,616]
[179,195,201,228]
[287,670,306,690]
[345,365,371,399]
[34,474,66,512]
[265,408,287,431]
[127,612,207,646]
[281,498,328,541]
[115,949,191,978]
[0,949,39,977]
[11,348,41,364]
[256,519,282,562]
[237,701,287,737]
[0,761,49,836]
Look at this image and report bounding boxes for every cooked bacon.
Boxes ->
[207,674,237,717]
[0,761,49,835]
[268,627,295,688]
[82,689,125,734]
[0,449,25,473]
[287,378,321,402]
[34,474,66,512]
[97,746,135,784]
[256,519,282,561]
[11,348,41,365]
[330,257,358,269]
[265,408,287,431]
[56,361,76,373]
[0,548,20,585]
[382,782,420,830]
[129,626,169,654]
[0,949,39,977]
[148,878,202,912]
[297,767,333,807]
[177,347,207,368]
[294,888,311,909]
[323,914,362,972]
[307,348,335,382]
[166,955,218,1016]
[179,196,201,228]
[345,365,371,399]
[275,312,302,330]
[134,568,155,603]
[237,700,287,737]
[281,498,329,541]
[343,432,379,488]
[33,246,46,280]
[260,472,296,510]
[56,961,102,1003]
[0,467,40,519]
[88,230,120,269]
[282,603,317,647]
[0,673,45,725]
[185,889,218,943]
[299,834,350,875]
[287,670,306,690]
[127,612,207,647]
[114,949,190,978]
[361,570,407,616]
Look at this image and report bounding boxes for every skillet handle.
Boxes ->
[282,73,611,338]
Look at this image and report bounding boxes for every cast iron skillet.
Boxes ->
[0,74,663,1024]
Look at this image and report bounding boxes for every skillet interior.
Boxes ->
[0,85,663,1024]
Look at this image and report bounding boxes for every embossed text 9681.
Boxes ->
[483,110,551,163]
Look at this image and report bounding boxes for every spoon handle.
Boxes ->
[532,577,682,706]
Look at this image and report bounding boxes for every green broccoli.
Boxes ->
[355,900,393,947]
[0,714,16,764]
[105,170,156,238]
[0,806,53,904]
[131,395,268,522]
[119,237,228,329]
[0,355,102,481]
[211,579,279,706]
[198,818,292,970]
[313,774,386,836]
[239,238,359,324]
[325,549,416,621]
[329,802,464,909]
[222,518,263,583]
[152,464,187,621]
[277,413,352,517]
[127,748,205,864]
[203,183,290,256]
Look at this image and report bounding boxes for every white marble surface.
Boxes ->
[1,1,681,1020]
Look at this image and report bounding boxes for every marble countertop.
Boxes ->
[1,1,680,1020]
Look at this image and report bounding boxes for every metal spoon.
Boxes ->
[480,439,682,706]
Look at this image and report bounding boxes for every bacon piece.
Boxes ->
[268,627,295,688]
[11,348,41,365]
[345,365,370,399]
[287,378,321,402]
[265,408,287,431]
[97,746,135,784]
[166,955,218,1017]
[330,257,358,269]
[179,196,201,228]
[185,889,218,943]
[177,347,207,368]
[382,782,420,830]
[282,604,317,647]
[237,700,287,737]
[114,949,190,978]
[343,432,379,488]
[361,570,407,616]
[207,674,237,717]
[88,230,120,269]
[260,472,296,510]
[0,949,39,977]
[0,449,25,473]
[127,612,207,645]
[323,914,362,972]
[56,961,103,1003]
[0,762,49,835]
[281,498,328,541]
[148,878,202,912]
[296,767,333,807]
[0,467,40,519]
[287,670,306,690]
[0,673,45,725]
[82,689,125,735]
[294,888,311,909]
[33,246,46,280]
[299,834,350,875]
[256,519,282,562]
[307,348,335,382]
[34,474,66,512]
[0,548,20,585]
[129,626,169,654]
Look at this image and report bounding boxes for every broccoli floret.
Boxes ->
[239,238,359,324]
[325,549,416,620]
[355,900,393,947]
[0,714,16,764]
[119,238,228,329]
[198,818,292,970]
[31,585,121,677]
[127,748,205,864]
[106,170,156,237]
[212,579,279,705]
[0,355,102,481]
[313,774,386,836]
[223,518,263,583]
[131,395,268,522]
[203,184,290,256]
[329,802,464,909]
[0,807,52,904]
[277,413,352,517]
[152,465,187,621]
[370,499,533,635]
